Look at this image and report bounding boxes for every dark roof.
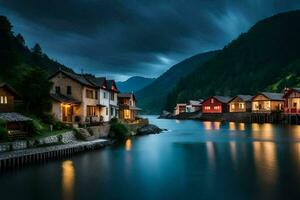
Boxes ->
[229,95,253,103]
[85,76,107,89]
[107,80,119,93]
[118,93,133,98]
[49,70,97,88]
[50,93,81,105]
[258,92,284,101]
[0,83,22,100]
[214,96,232,103]
[0,113,32,122]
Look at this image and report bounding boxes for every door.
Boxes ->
[62,105,73,123]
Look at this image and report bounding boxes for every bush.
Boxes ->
[39,113,68,131]
[110,122,129,139]
[27,118,44,136]
[0,127,8,141]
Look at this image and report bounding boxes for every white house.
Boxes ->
[186,100,203,113]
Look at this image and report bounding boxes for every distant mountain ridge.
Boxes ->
[136,50,220,114]
[116,76,155,93]
[165,10,300,111]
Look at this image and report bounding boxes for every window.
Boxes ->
[111,107,114,116]
[86,89,94,98]
[106,107,108,115]
[0,96,7,104]
[87,106,96,116]
[239,103,244,109]
[231,104,235,109]
[55,86,61,94]
[95,91,98,99]
[204,106,210,110]
[214,106,220,110]
[111,92,115,101]
[67,86,72,95]
[103,91,107,99]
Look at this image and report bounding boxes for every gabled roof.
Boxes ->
[283,88,300,98]
[48,69,97,88]
[0,83,22,100]
[107,80,119,93]
[229,95,253,103]
[254,92,284,101]
[118,93,136,101]
[214,96,232,103]
[85,76,107,89]
[50,93,81,105]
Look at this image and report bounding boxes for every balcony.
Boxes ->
[284,108,300,114]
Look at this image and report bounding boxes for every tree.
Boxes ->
[16,33,25,45]
[16,67,53,117]
[32,43,42,56]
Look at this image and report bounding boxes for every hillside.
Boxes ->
[136,50,219,114]
[117,76,155,93]
[165,10,300,111]
[0,16,72,84]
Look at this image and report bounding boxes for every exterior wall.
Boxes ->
[118,95,138,120]
[0,87,14,112]
[50,72,83,101]
[229,97,250,112]
[175,104,187,115]
[284,91,300,114]
[51,102,62,121]
[202,97,224,113]
[109,92,118,119]
[99,88,110,122]
[252,95,283,112]
[81,86,100,123]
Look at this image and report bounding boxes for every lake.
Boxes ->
[1,116,300,200]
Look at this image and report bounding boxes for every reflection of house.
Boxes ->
[174,104,187,115]
[186,100,203,113]
[283,88,300,114]
[202,96,231,114]
[251,92,284,113]
[118,93,141,121]
[0,83,32,138]
[49,70,100,124]
[228,95,253,113]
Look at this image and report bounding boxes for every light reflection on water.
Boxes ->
[62,160,75,200]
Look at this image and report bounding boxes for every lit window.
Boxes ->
[239,103,244,109]
[4,96,7,104]
[0,96,3,104]
[231,104,235,109]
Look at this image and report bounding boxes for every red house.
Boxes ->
[283,88,300,114]
[202,96,231,114]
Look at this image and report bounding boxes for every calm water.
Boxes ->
[1,116,300,200]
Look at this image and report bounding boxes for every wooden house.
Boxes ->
[283,88,300,114]
[202,96,231,114]
[174,103,187,115]
[251,92,284,113]
[0,83,21,112]
[118,93,141,121]
[228,95,253,113]
[186,100,203,113]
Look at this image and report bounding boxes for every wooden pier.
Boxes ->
[0,139,112,172]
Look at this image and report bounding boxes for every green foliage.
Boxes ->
[27,118,44,136]
[110,119,129,139]
[165,11,300,111]
[0,119,8,140]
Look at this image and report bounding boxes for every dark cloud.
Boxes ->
[1,0,300,80]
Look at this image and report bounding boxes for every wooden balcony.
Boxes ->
[284,108,300,114]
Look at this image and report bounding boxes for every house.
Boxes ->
[174,104,187,115]
[85,77,120,122]
[228,95,253,113]
[0,83,32,138]
[49,69,101,124]
[202,96,232,114]
[0,83,21,112]
[186,100,203,113]
[118,93,141,121]
[251,92,284,113]
[283,88,300,114]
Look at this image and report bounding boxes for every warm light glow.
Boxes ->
[229,122,236,131]
[125,139,132,151]
[229,141,237,164]
[213,121,221,130]
[206,141,215,168]
[203,121,212,130]
[124,109,131,119]
[62,160,75,200]
[239,123,245,131]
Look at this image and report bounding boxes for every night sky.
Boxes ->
[1,0,300,80]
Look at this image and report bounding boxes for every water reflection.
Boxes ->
[229,122,236,131]
[62,160,75,200]
[203,121,212,130]
[125,139,132,151]
[203,121,220,130]
[206,141,216,168]
[239,123,245,131]
[251,123,275,140]
[253,141,278,185]
[287,125,300,139]
[229,141,237,164]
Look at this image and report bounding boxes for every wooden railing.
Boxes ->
[284,108,300,114]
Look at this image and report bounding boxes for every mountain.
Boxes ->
[117,76,155,93]
[0,15,72,84]
[165,10,300,111]
[136,50,220,114]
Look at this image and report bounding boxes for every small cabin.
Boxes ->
[186,100,203,113]
[251,92,284,113]
[118,93,141,121]
[283,88,300,114]
[202,96,231,114]
[228,95,253,113]
[0,83,21,112]
[174,104,187,115]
